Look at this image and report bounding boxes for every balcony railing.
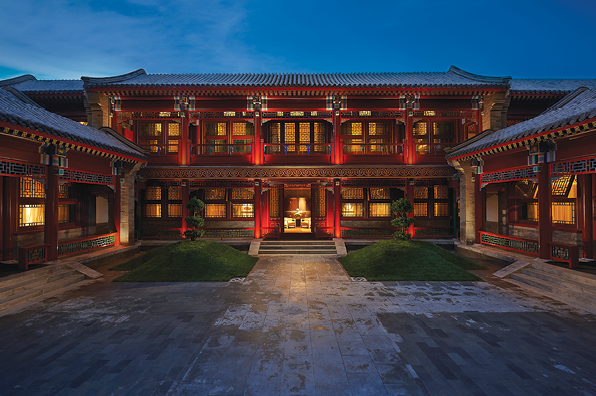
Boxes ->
[191,143,253,156]
[479,231,539,256]
[264,143,331,156]
[342,143,404,156]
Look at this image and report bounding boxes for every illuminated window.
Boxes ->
[205,123,227,136]
[168,204,182,217]
[552,202,575,225]
[311,111,318,116]
[413,122,427,136]
[370,188,390,200]
[414,203,428,217]
[512,180,537,198]
[520,202,539,222]
[424,111,435,116]
[142,140,161,153]
[359,111,371,116]
[168,187,182,200]
[139,123,162,137]
[314,123,326,152]
[434,186,449,199]
[414,187,428,199]
[168,123,180,136]
[168,143,179,153]
[19,204,44,227]
[551,176,574,196]
[285,123,296,152]
[233,123,254,136]
[20,178,45,198]
[434,203,449,217]
[145,204,162,217]
[369,203,390,217]
[233,203,254,218]
[231,189,254,200]
[205,204,226,218]
[368,123,389,136]
[58,204,75,223]
[224,112,236,117]
[341,123,362,136]
[145,187,162,200]
[341,188,364,200]
[205,188,226,200]
[58,183,70,199]
[341,202,363,217]
[159,112,171,117]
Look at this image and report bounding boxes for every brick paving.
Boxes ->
[0,255,595,395]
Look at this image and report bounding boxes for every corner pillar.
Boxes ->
[450,159,477,244]
[334,179,341,238]
[85,92,111,129]
[538,164,552,259]
[45,167,60,260]
[119,162,144,246]
[581,174,593,258]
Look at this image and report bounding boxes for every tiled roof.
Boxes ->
[82,66,512,89]
[0,75,84,94]
[446,87,596,160]
[0,88,146,160]
[510,79,596,94]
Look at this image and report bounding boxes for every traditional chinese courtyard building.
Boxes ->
[1,66,595,266]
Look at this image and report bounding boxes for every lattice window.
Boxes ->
[205,188,226,200]
[434,203,449,217]
[269,188,280,218]
[231,188,254,200]
[551,176,573,196]
[168,123,180,136]
[205,123,227,136]
[233,203,254,218]
[341,123,362,136]
[520,202,539,221]
[341,202,363,217]
[139,123,162,137]
[58,183,70,199]
[285,123,296,151]
[369,203,390,217]
[299,123,310,153]
[342,188,364,200]
[314,123,326,152]
[19,204,44,226]
[314,188,326,218]
[512,180,537,198]
[145,204,162,217]
[58,204,75,223]
[20,178,45,198]
[413,203,428,217]
[552,202,575,225]
[434,186,448,200]
[270,123,281,144]
[414,187,428,199]
[205,204,226,218]
[414,122,427,135]
[433,122,455,136]
[369,123,389,136]
[233,123,254,136]
[167,187,181,200]
[143,140,161,153]
[370,188,390,200]
[145,187,162,200]
[168,204,182,217]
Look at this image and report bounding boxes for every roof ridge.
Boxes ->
[1,87,42,107]
[0,74,37,87]
[448,66,511,84]
[82,69,147,85]
[543,87,591,113]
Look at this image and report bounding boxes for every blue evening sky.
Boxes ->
[1,0,595,80]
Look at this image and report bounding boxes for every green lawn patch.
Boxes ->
[109,240,258,282]
[338,239,486,281]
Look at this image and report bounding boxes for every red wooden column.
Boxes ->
[254,107,262,165]
[538,164,552,259]
[114,175,121,247]
[581,174,593,258]
[2,177,18,260]
[474,176,484,243]
[179,111,190,166]
[406,179,415,236]
[405,110,414,165]
[333,106,341,165]
[45,167,60,260]
[254,179,262,238]
[181,179,190,237]
[334,179,341,238]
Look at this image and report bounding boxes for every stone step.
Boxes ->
[511,272,596,307]
[259,250,338,255]
[530,261,596,288]
[0,273,86,311]
[260,241,335,246]
[259,244,336,250]
[0,264,67,288]
[521,268,596,297]
[0,268,77,300]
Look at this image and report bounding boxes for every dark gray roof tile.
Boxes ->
[0,75,84,94]
[510,78,596,94]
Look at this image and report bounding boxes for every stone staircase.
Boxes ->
[0,265,86,312]
[258,240,337,255]
[510,261,596,310]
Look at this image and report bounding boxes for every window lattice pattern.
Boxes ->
[58,204,74,223]
[551,176,572,196]
[270,123,281,144]
[434,203,449,217]
[205,188,226,200]
[342,188,364,200]
[341,202,363,217]
[434,186,448,199]
[168,204,182,217]
[433,122,455,136]
[414,122,427,135]
[314,123,325,143]
[299,123,309,153]
[168,187,182,200]
[139,123,162,136]
[168,123,180,136]
[0,161,45,177]
[481,233,539,255]
[145,187,162,200]
[370,188,390,200]
[414,203,428,217]
[314,188,326,218]
[205,204,226,218]
[231,188,254,200]
[369,203,390,217]
[552,202,575,224]
[58,234,115,256]
[521,202,539,221]
[20,177,45,198]
[145,204,162,217]
[233,123,254,136]
[20,204,44,226]
[369,123,389,136]
[414,187,428,199]
[342,123,362,136]
[269,188,280,218]
[58,183,70,199]
[205,123,227,136]
[233,203,254,218]
[285,123,296,151]
[512,180,537,198]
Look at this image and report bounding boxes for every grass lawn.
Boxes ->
[338,239,486,281]
[109,240,258,282]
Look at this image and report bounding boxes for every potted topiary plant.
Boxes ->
[391,198,415,240]
[184,197,205,241]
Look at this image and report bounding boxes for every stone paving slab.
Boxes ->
[0,255,594,395]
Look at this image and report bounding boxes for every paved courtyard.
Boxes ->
[0,254,595,395]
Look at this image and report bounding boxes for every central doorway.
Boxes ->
[283,188,312,234]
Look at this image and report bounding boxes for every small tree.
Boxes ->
[184,197,205,241]
[391,198,415,240]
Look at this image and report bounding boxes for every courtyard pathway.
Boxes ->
[0,255,595,395]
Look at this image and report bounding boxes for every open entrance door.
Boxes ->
[283,188,312,234]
